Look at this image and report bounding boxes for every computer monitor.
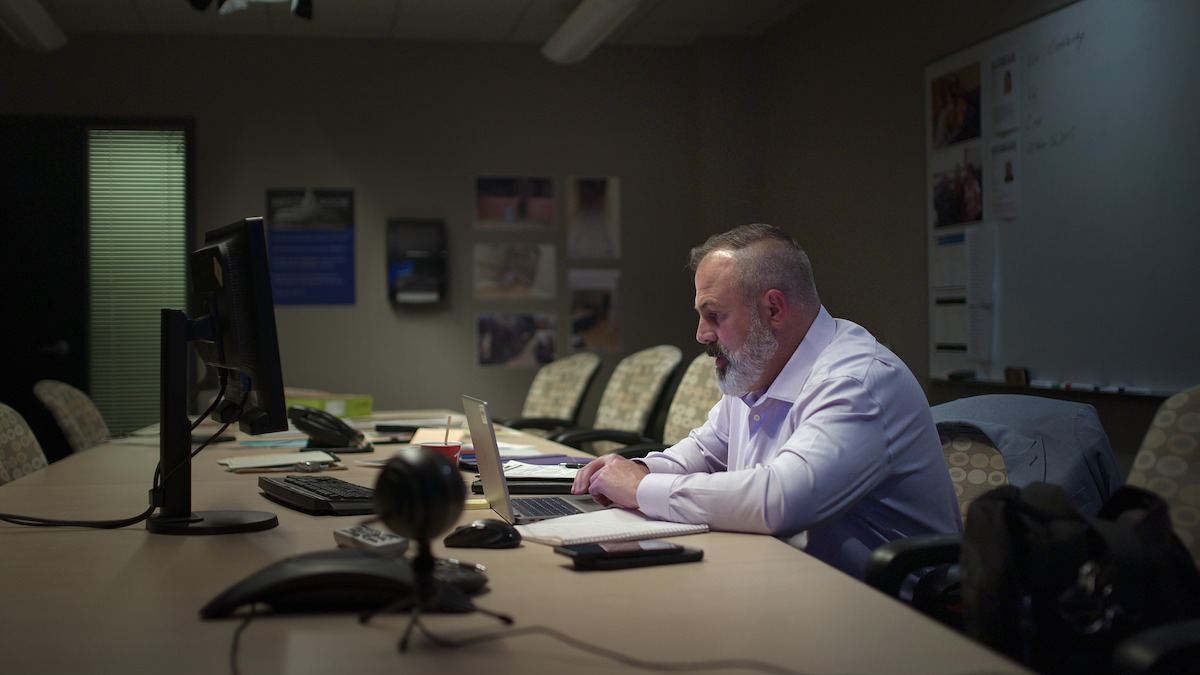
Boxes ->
[191,217,288,434]
[147,217,287,535]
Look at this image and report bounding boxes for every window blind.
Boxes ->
[87,127,188,433]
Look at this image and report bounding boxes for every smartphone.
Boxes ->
[554,540,703,570]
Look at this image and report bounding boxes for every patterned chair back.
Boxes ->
[519,352,602,423]
[590,345,683,455]
[661,352,724,446]
[33,380,111,453]
[1126,384,1200,567]
[932,394,1123,522]
[938,429,1008,522]
[0,403,49,485]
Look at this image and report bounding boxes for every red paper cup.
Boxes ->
[420,441,462,464]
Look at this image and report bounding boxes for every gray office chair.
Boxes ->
[865,394,1123,626]
[33,379,110,453]
[549,345,683,456]
[0,402,50,485]
[503,352,602,436]
[567,351,723,459]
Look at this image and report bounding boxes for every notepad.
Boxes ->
[514,507,708,546]
[217,450,338,471]
[409,427,466,445]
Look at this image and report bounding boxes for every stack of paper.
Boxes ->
[515,508,708,546]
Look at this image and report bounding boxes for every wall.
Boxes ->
[1,35,723,426]
[0,0,1162,468]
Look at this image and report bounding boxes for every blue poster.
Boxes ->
[266,188,355,305]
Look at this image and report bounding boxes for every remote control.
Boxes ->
[333,524,410,556]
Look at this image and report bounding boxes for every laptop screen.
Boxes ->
[461,395,518,523]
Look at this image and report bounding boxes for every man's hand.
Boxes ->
[571,454,650,508]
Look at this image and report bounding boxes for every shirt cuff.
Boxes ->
[635,472,676,520]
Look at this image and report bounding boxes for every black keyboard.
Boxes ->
[258,475,376,516]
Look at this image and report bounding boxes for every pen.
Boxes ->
[559,462,587,469]
[438,558,487,574]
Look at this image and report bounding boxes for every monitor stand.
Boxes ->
[146,309,278,535]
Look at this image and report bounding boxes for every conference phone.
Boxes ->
[288,404,373,452]
[200,548,488,617]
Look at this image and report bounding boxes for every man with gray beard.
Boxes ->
[572,224,961,578]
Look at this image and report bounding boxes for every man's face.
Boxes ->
[694,253,778,396]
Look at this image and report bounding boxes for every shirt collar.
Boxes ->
[741,305,834,406]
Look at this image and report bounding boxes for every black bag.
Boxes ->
[961,482,1200,673]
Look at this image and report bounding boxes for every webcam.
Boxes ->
[373,446,465,541]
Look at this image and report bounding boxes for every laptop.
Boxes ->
[462,395,606,524]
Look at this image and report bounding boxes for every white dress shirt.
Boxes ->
[636,306,963,577]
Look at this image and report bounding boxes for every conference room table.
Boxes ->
[0,411,1028,674]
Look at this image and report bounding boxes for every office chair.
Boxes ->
[860,426,1010,627]
[863,428,1008,626]
[32,379,111,454]
[503,352,602,436]
[0,402,50,485]
[940,427,1008,522]
[657,353,723,445]
[549,345,683,456]
[558,351,723,459]
[865,394,1122,627]
[1124,384,1200,568]
[931,394,1123,513]
[1107,385,1200,675]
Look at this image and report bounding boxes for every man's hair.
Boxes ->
[688,223,820,313]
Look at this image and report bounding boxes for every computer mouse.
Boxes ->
[443,519,522,549]
[199,548,486,618]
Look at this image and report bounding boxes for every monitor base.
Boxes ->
[146,510,278,535]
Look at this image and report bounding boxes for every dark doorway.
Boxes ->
[0,117,90,462]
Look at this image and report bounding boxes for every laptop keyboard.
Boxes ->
[514,496,584,518]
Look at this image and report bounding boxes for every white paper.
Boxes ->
[500,460,578,479]
[218,450,338,470]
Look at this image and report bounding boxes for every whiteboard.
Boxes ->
[925,0,1200,396]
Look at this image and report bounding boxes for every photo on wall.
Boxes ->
[476,313,557,367]
[930,144,984,228]
[473,243,557,299]
[566,176,620,259]
[930,62,982,150]
[569,268,621,350]
[473,176,556,230]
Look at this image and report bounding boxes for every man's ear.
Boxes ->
[761,289,787,329]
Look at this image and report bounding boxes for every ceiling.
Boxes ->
[28,0,809,48]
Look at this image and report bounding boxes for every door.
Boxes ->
[0,117,89,462]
